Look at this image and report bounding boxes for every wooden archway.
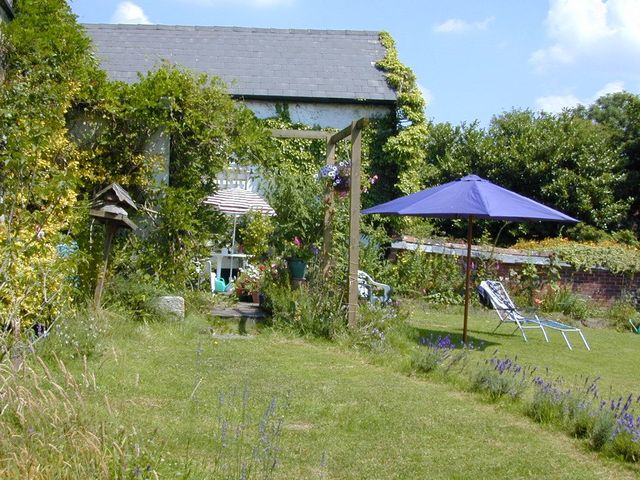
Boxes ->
[270,118,366,328]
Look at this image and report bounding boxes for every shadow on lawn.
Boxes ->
[407,326,501,351]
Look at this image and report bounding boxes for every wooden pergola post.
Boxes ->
[270,117,367,329]
[347,121,363,329]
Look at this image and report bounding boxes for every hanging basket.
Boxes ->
[332,175,350,192]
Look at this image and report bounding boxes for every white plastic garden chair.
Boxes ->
[357,270,392,304]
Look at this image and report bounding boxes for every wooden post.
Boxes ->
[269,120,367,329]
[321,140,336,276]
[347,121,362,329]
[463,216,474,344]
[94,222,118,308]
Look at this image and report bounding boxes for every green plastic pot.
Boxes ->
[287,258,307,280]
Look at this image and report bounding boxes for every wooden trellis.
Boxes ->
[270,118,367,328]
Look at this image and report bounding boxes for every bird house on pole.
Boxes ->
[89,183,137,307]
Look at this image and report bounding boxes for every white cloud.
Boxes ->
[531,0,640,72]
[111,1,151,24]
[177,0,294,7]
[535,81,625,113]
[535,94,582,113]
[594,80,625,98]
[417,83,433,105]
[433,16,494,34]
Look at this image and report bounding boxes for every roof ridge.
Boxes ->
[82,23,381,36]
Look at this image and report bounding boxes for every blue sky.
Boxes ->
[70,0,640,126]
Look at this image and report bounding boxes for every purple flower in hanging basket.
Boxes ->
[317,161,351,191]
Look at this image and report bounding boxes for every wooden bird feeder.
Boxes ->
[90,183,137,307]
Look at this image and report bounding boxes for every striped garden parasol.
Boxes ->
[203,187,275,216]
[203,187,275,251]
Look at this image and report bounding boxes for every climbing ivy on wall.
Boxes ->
[375,32,431,196]
[78,66,273,287]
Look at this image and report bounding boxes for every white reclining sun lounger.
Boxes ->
[478,280,590,351]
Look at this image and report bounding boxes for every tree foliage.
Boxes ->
[0,0,102,332]
[415,109,629,241]
[575,92,640,228]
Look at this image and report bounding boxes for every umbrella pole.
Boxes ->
[231,215,238,253]
[463,216,474,344]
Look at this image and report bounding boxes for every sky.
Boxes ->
[70,0,640,127]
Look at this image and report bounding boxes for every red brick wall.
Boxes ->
[559,267,639,303]
[495,262,639,304]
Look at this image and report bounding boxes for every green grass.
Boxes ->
[405,302,640,397]
[34,311,638,479]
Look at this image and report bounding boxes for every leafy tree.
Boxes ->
[411,110,628,243]
[483,110,627,233]
[0,0,103,334]
[424,121,486,183]
[576,92,640,229]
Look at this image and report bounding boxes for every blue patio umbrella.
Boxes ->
[362,175,579,343]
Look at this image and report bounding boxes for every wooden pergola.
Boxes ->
[270,118,367,328]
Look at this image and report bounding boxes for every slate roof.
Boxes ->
[83,24,397,104]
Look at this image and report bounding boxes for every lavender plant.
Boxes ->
[470,354,531,401]
[411,335,472,374]
[528,376,598,437]
[608,394,640,461]
[210,387,287,479]
[526,373,640,460]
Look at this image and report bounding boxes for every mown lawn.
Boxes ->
[66,312,638,479]
[406,303,640,397]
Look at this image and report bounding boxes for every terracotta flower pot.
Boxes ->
[251,291,260,304]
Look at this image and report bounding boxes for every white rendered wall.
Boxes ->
[146,130,171,185]
[244,100,392,129]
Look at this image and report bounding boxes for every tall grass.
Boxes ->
[0,355,158,479]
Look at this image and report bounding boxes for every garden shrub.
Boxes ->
[608,395,640,461]
[390,249,463,304]
[106,273,173,322]
[606,296,640,330]
[610,431,640,462]
[539,286,589,321]
[262,262,346,339]
[78,65,272,290]
[566,224,613,243]
[525,373,640,458]
[527,376,596,437]
[591,408,617,451]
[344,301,408,353]
[263,168,324,255]
[611,229,639,246]
[357,224,394,282]
[0,0,99,336]
[238,211,275,258]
